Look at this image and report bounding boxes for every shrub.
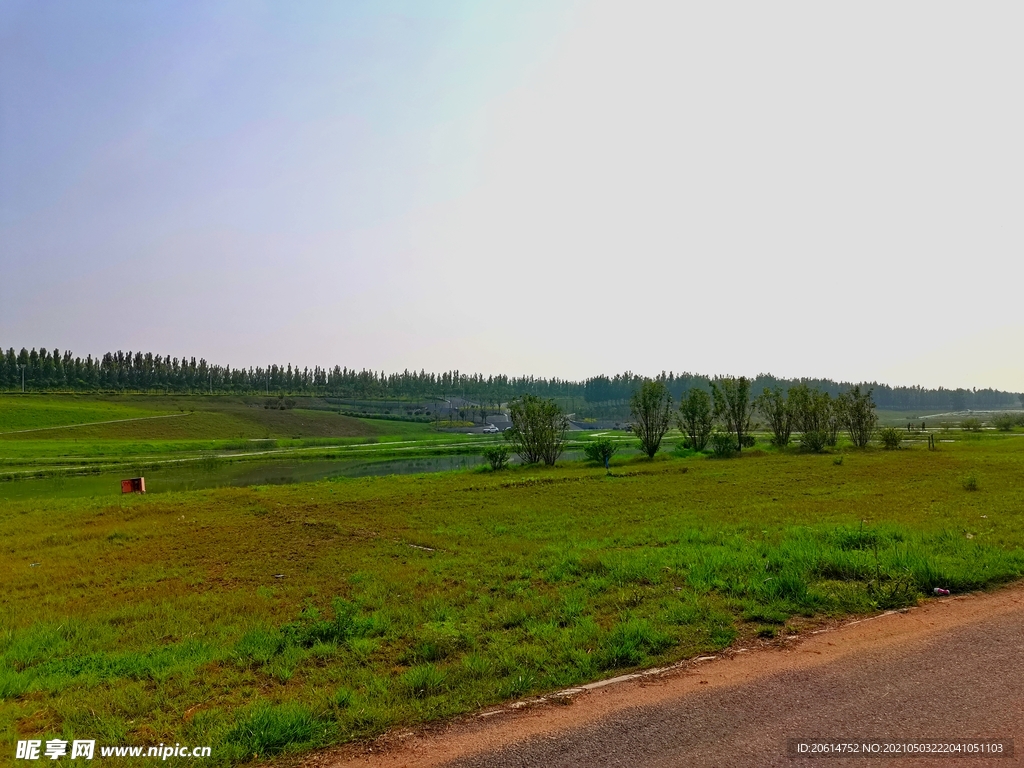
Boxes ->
[961,417,982,432]
[879,427,904,450]
[801,430,828,453]
[991,414,1017,432]
[482,445,511,470]
[740,434,756,448]
[583,439,618,467]
[709,430,737,458]
[961,473,978,491]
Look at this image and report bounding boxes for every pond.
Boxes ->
[0,449,609,501]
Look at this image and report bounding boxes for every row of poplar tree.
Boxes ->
[0,346,1020,411]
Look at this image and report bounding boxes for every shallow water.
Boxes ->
[0,449,602,501]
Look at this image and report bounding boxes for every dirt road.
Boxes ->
[313,585,1024,768]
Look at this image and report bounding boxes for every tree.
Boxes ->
[483,444,511,470]
[630,380,673,458]
[825,394,844,447]
[839,386,877,448]
[789,383,835,452]
[754,386,792,447]
[711,377,753,453]
[992,413,1016,432]
[677,388,714,451]
[583,438,618,469]
[504,394,568,465]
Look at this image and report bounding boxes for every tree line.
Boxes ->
[1,345,1020,411]
[0,347,575,402]
[494,379,882,470]
[585,371,1020,412]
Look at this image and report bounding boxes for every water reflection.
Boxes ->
[0,450,599,501]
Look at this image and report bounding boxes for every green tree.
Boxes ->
[677,388,714,451]
[505,394,568,465]
[583,438,618,469]
[483,444,511,470]
[630,380,673,458]
[754,386,793,447]
[711,377,753,453]
[839,386,877,448]
[789,383,833,452]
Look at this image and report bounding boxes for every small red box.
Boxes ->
[121,477,145,494]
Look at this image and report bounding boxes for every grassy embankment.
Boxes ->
[0,395,482,480]
[2,433,1024,764]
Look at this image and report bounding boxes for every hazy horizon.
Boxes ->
[3,1,1022,391]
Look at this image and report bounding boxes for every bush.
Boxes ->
[961,473,978,491]
[709,430,737,458]
[483,445,511,470]
[740,434,756,448]
[801,430,828,453]
[961,417,982,432]
[583,439,618,467]
[879,427,904,450]
[505,395,568,465]
[992,414,1017,431]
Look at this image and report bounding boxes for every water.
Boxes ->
[0,454,490,501]
[0,449,601,501]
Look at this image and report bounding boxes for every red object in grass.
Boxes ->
[121,477,146,494]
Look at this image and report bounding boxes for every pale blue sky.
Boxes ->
[2,2,1022,389]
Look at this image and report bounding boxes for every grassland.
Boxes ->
[0,395,383,440]
[0,396,470,484]
[3,427,1024,765]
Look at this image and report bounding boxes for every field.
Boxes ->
[3,399,1024,764]
[0,396,471,486]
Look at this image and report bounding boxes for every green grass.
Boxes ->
[0,395,463,484]
[2,436,1024,763]
[0,395,379,441]
[0,395,160,432]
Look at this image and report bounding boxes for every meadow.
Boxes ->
[3,413,1024,765]
[0,396,478,486]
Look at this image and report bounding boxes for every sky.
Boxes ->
[2,1,1022,390]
